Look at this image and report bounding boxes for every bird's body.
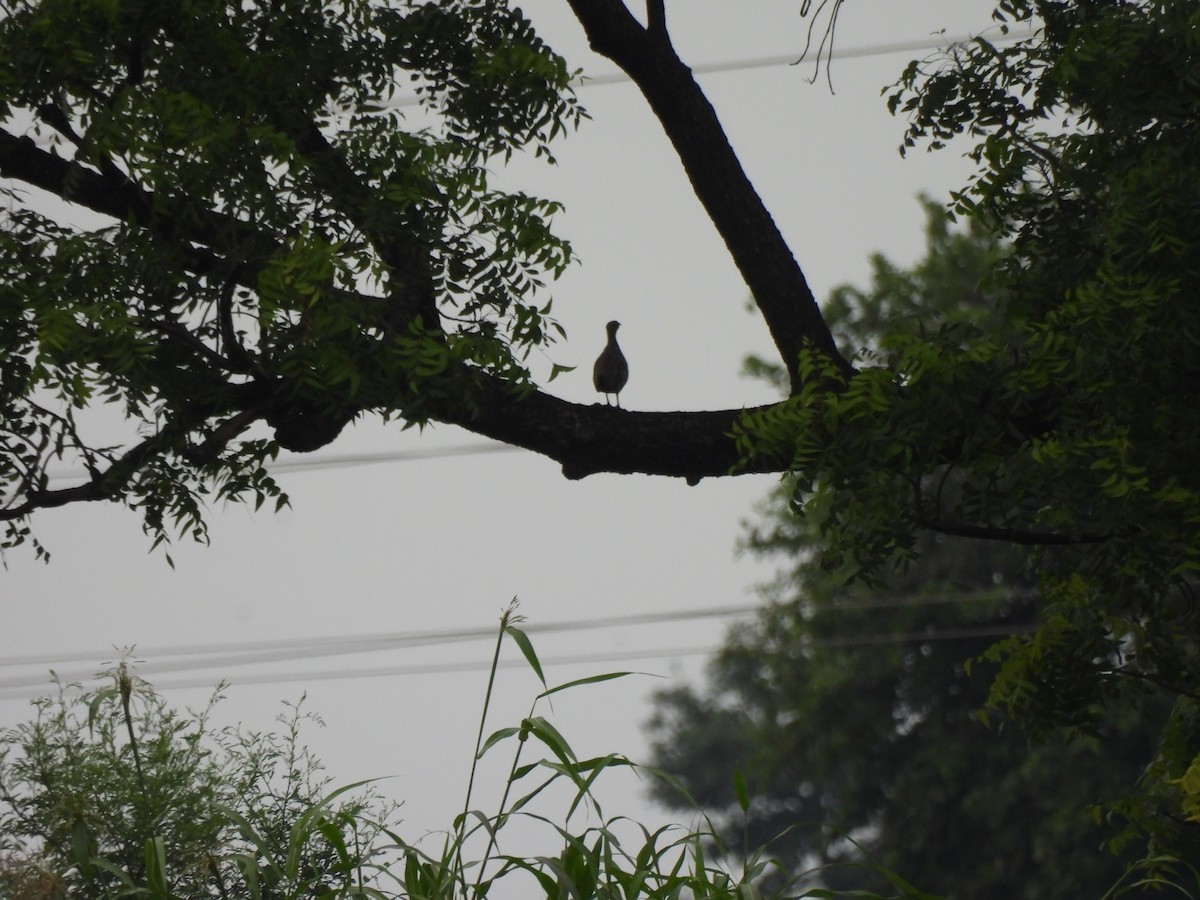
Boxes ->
[593,320,629,407]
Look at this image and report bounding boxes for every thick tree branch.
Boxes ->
[915,515,1110,546]
[646,0,667,37]
[563,0,852,390]
[0,381,786,523]
[0,127,278,267]
[279,120,441,334]
[0,120,796,484]
[429,376,788,483]
[2,419,194,519]
[0,126,437,340]
[2,42,857,498]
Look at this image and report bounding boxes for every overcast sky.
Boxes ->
[2,0,1009,869]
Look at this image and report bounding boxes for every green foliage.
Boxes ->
[0,660,397,898]
[649,522,1175,897]
[656,205,1178,896]
[729,1,1200,864]
[732,200,1020,581]
[0,0,583,551]
[388,603,947,900]
[0,606,940,899]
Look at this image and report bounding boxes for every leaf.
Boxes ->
[547,362,575,382]
[540,670,638,700]
[733,767,750,813]
[564,753,636,820]
[505,624,546,687]
[522,715,576,766]
[143,835,171,893]
[477,725,523,758]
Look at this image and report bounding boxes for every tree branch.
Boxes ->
[564,0,852,390]
[0,120,795,484]
[1,424,184,519]
[915,514,1110,547]
[646,0,667,38]
[0,382,785,523]
[428,375,787,483]
[276,119,441,334]
[2,43,847,498]
[0,127,278,268]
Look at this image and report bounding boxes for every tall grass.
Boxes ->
[370,600,943,900]
[2,601,961,899]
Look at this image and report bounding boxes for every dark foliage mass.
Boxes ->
[648,204,1178,896]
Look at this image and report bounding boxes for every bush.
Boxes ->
[0,661,395,898]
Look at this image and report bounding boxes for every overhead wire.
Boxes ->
[0,603,762,676]
[0,622,1038,701]
[581,31,1025,88]
[0,588,1030,673]
[0,589,1038,701]
[387,29,1029,106]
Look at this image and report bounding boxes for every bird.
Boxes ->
[593,320,629,407]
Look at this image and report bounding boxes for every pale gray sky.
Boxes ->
[1,0,1009,868]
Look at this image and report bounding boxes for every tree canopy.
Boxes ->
[3,0,1200,872]
[646,202,1177,897]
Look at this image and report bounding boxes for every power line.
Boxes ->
[0,587,1029,680]
[269,443,519,473]
[0,603,760,674]
[130,645,716,693]
[0,604,765,697]
[0,589,1039,701]
[0,644,713,702]
[387,30,1028,107]
[0,620,1038,703]
[146,622,1031,691]
[585,31,1025,87]
[44,442,519,486]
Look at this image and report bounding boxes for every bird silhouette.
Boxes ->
[593,320,629,407]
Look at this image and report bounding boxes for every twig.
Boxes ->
[915,513,1110,546]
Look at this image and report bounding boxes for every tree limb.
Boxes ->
[0,120,795,484]
[915,514,1111,547]
[0,385,785,524]
[646,0,667,38]
[0,127,279,268]
[275,119,441,335]
[1,18,856,501]
[1,424,184,519]
[563,0,852,390]
[428,375,787,483]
